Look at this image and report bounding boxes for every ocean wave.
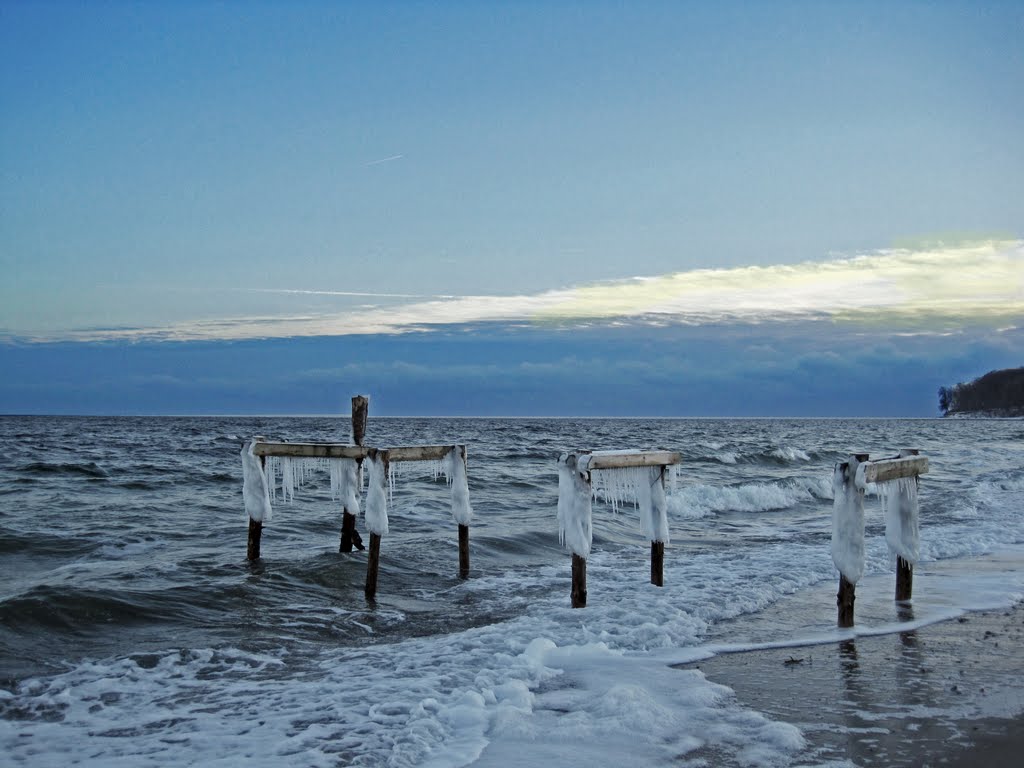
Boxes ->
[15,461,108,479]
[669,479,827,517]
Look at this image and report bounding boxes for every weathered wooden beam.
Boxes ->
[571,554,587,608]
[253,442,369,459]
[861,455,929,484]
[584,450,681,470]
[386,445,458,463]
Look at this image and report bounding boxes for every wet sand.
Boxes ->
[681,603,1024,766]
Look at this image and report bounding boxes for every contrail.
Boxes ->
[248,288,455,299]
[364,154,404,166]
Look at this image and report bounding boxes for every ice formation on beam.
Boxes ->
[881,476,920,564]
[590,465,671,544]
[265,456,331,502]
[329,458,361,517]
[558,453,593,558]
[365,452,389,536]
[831,460,866,584]
[240,441,273,522]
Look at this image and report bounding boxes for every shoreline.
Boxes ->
[680,603,1024,766]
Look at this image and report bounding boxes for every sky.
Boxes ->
[1,1,1022,416]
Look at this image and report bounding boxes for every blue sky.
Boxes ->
[2,1,1021,415]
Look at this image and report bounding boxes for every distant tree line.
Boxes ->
[938,367,1024,416]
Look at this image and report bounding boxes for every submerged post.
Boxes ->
[365,533,382,600]
[341,395,369,553]
[458,524,470,579]
[247,518,263,560]
[572,554,587,608]
[837,574,856,628]
[651,541,664,587]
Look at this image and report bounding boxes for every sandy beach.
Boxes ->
[682,602,1024,766]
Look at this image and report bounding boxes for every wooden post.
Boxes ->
[458,524,470,579]
[895,557,913,601]
[835,453,868,627]
[365,532,382,600]
[651,541,664,587]
[837,574,856,628]
[247,453,266,561]
[895,449,918,602]
[571,554,587,608]
[247,518,262,561]
[341,395,369,553]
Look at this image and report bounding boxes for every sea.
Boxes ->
[1,416,1022,766]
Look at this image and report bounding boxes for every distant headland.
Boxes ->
[939,367,1024,417]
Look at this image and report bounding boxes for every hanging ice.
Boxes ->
[590,463,671,544]
[558,453,593,558]
[831,460,865,584]
[881,475,920,564]
[329,458,361,517]
[365,451,389,536]
[442,446,473,526]
[240,441,273,522]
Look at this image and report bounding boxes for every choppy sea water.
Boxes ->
[1,416,1022,766]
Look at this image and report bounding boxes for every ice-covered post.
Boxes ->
[832,453,868,628]
[862,449,928,603]
[341,395,369,553]
[364,448,389,601]
[241,439,273,561]
[649,466,668,587]
[445,444,473,579]
[558,452,593,608]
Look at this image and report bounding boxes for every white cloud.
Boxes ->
[48,240,1024,342]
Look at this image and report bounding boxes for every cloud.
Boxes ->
[20,239,1023,343]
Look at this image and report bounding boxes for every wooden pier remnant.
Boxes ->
[831,449,929,627]
[241,403,474,601]
[558,449,680,607]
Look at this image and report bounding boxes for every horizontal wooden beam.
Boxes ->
[862,455,929,484]
[584,450,681,470]
[386,445,459,463]
[251,442,463,463]
[252,442,368,459]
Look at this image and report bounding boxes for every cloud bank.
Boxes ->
[32,240,1021,343]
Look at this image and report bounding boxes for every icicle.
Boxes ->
[240,441,273,522]
[831,461,865,584]
[282,456,294,502]
[557,453,592,558]
[881,475,920,564]
[442,446,473,525]
[365,452,389,536]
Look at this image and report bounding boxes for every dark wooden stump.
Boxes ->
[458,524,470,579]
[837,574,856,627]
[351,395,368,445]
[247,518,262,561]
[571,554,587,608]
[650,541,664,587]
[340,510,358,552]
[895,556,913,601]
[365,532,382,600]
